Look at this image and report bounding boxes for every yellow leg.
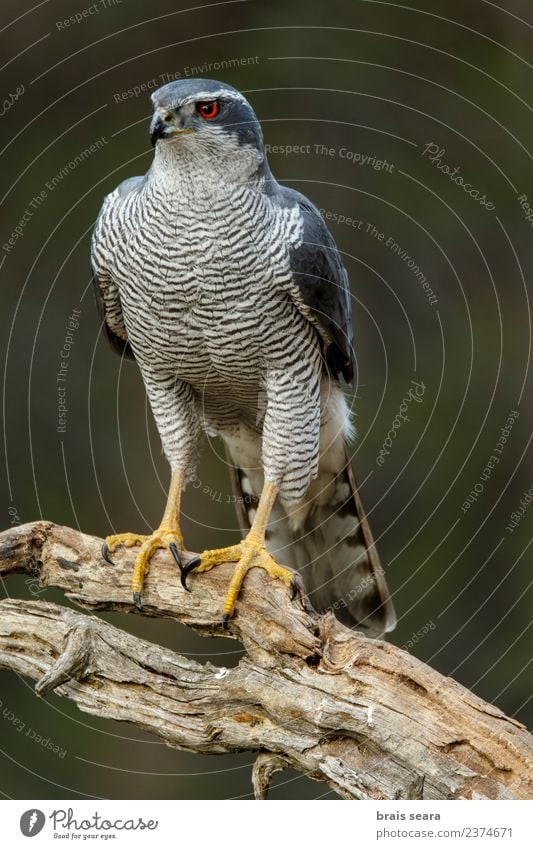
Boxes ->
[183,481,296,624]
[102,470,200,609]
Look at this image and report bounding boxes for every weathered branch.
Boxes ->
[0,521,531,800]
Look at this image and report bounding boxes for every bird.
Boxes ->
[91,78,396,637]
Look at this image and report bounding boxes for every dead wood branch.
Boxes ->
[0,521,531,800]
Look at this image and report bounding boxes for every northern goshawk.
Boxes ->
[91,78,395,636]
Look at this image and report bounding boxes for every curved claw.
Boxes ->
[180,555,202,591]
[222,613,231,630]
[168,542,183,570]
[101,542,114,565]
[290,577,298,601]
[289,573,314,613]
[133,591,143,611]
[290,574,307,605]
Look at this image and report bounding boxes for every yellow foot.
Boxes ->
[102,528,200,609]
[181,537,300,626]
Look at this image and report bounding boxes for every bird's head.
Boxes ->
[149,79,266,179]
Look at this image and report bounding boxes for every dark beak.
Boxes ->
[150,114,165,147]
[150,113,195,147]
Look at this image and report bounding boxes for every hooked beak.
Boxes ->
[150,113,195,147]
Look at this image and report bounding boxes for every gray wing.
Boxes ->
[280,187,355,383]
[91,176,145,361]
[91,271,134,360]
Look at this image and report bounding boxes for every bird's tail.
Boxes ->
[226,438,396,639]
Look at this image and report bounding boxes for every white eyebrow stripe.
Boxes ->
[178,90,246,105]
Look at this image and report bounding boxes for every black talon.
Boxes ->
[222,613,231,630]
[102,542,114,565]
[133,591,143,611]
[290,574,308,606]
[290,577,298,601]
[179,555,201,591]
[289,575,313,612]
[168,542,183,570]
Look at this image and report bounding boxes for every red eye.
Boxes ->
[196,100,220,120]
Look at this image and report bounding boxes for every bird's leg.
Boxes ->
[182,481,297,625]
[103,469,200,609]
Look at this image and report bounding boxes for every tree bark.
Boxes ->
[0,521,531,800]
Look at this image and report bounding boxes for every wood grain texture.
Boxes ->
[0,521,531,800]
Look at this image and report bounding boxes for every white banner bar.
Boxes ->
[1,799,531,848]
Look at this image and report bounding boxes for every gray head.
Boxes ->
[149,79,265,167]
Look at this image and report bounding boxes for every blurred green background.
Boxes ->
[0,0,531,799]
